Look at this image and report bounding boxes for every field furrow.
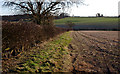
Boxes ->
[69,31,120,73]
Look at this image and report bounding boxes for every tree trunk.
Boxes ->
[33,15,42,25]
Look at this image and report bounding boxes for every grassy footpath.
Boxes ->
[54,17,118,25]
[8,31,72,72]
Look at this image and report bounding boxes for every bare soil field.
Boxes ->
[69,31,120,73]
[2,31,120,73]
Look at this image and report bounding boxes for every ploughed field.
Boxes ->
[69,31,120,73]
[2,30,120,73]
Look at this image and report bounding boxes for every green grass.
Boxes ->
[15,32,72,72]
[54,17,118,25]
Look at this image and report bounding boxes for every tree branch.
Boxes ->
[10,2,30,12]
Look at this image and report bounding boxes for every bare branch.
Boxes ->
[3,0,84,25]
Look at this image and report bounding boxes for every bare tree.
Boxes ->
[3,0,84,25]
[96,13,101,17]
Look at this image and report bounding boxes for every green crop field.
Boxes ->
[54,17,119,30]
[54,17,118,25]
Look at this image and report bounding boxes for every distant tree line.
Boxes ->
[2,14,32,21]
[2,13,70,22]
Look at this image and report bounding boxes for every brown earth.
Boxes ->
[2,31,120,73]
[69,31,120,73]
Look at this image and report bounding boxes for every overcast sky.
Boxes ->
[0,0,119,16]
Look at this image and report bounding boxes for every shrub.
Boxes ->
[2,21,66,58]
[65,21,75,30]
